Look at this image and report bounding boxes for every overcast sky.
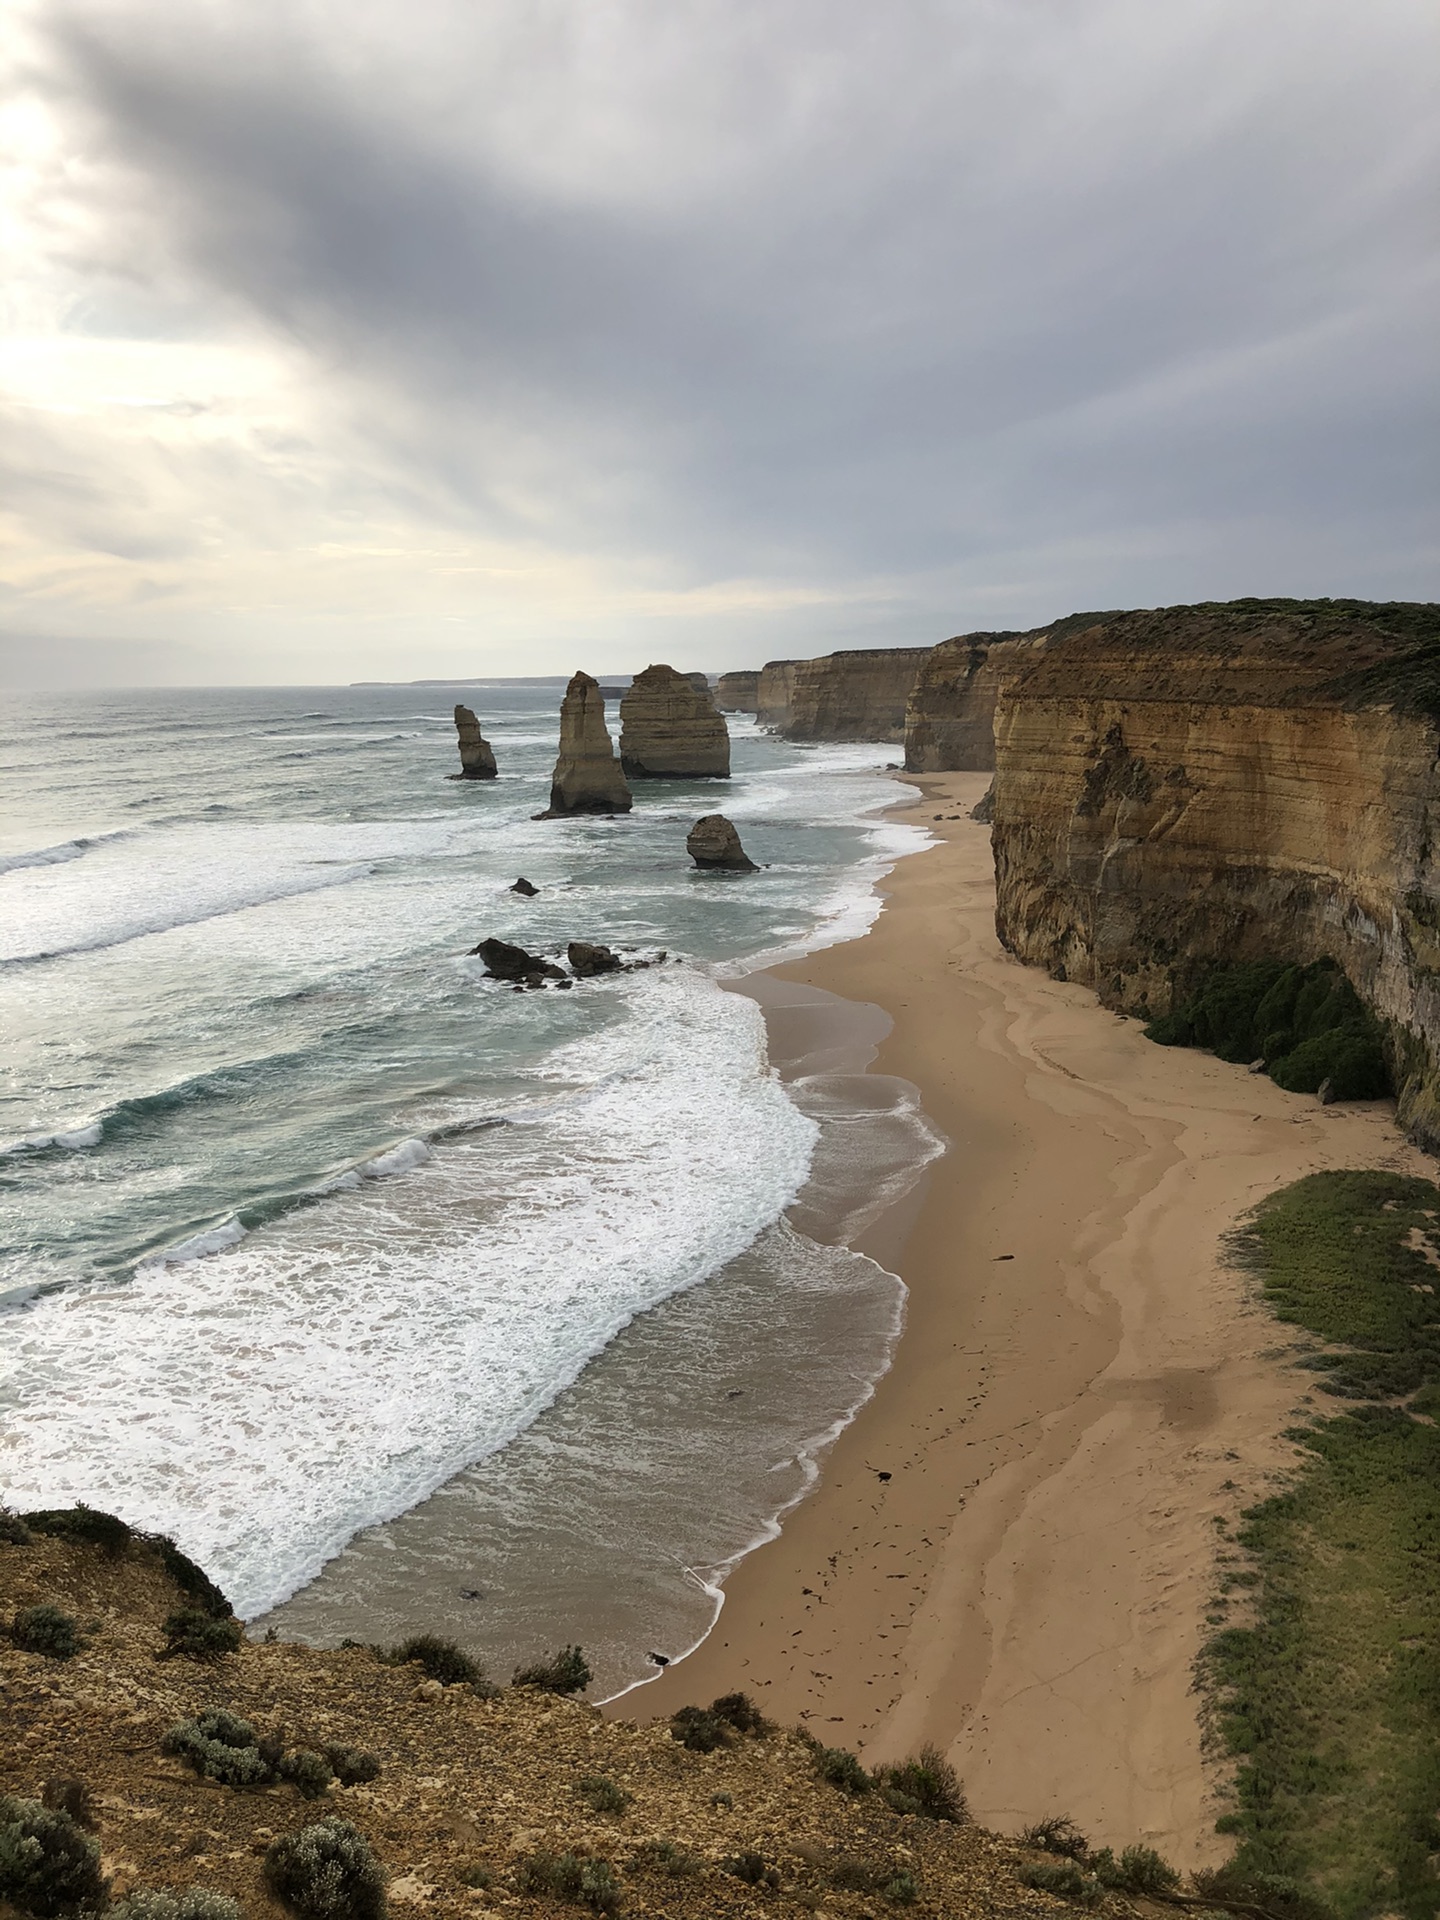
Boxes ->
[2,0,1436,686]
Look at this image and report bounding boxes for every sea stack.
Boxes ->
[687,814,756,871]
[452,704,498,779]
[544,671,632,816]
[619,664,730,779]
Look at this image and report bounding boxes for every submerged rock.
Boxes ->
[687,814,757,872]
[452,704,498,779]
[567,941,624,978]
[619,664,730,779]
[543,672,632,816]
[471,937,564,985]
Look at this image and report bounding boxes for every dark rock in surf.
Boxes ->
[567,941,624,978]
[686,814,757,872]
[511,877,539,896]
[472,937,564,985]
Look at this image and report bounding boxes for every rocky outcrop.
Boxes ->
[567,940,623,977]
[511,877,539,897]
[756,660,800,730]
[782,648,930,742]
[471,938,565,985]
[452,704,498,779]
[687,814,757,871]
[988,598,1440,1147]
[904,635,1028,771]
[618,664,730,778]
[716,671,760,712]
[543,672,632,816]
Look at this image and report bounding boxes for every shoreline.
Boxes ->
[621,771,1430,1867]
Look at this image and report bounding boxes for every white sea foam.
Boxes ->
[360,1137,431,1178]
[140,1218,249,1267]
[0,1121,103,1156]
[0,830,132,876]
[0,969,817,1618]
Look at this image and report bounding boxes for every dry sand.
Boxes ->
[625,771,1430,1868]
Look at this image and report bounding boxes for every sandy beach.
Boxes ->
[624,771,1429,1867]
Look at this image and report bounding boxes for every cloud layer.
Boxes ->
[3,0,1436,683]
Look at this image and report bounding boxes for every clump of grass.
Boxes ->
[873,1745,967,1822]
[632,1839,699,1877]
[111,1892,242,1920]
[162,1710,274,1789]
[883,1869,919,1905]
[323,1746,380,1787]
[278,1751,334,1800]
[576,1775,630,1815]
[39,1782,95,1831]
[710,1691,767,1735]
[0,1508,33,1546]
[512,1644,591,1695]
[264,1819,386,1920]
[388,1634,485,1688]
[1017,1814,1089,1858]
[722,1851,779,1888]
[1018,1860,1101,1904]
[0,1795,107,1918]
[10,1605,82,1661]
[160,1608,241,1662]
[515,1850,620,1914]
[1190,1866,1337,1920]
[669,1706,732,1753]
[814,1746,872,1795]
[1089,1844,1181,1892]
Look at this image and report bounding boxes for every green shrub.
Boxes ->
[389,1634,483,1688]
[1018,1860,1100,1902]
[264,1819,386,1920]
[111,1891,243,1920]
[0,1795,107,1917]
[512,1644,591,1695]
[1017,1814,1089,1858]
[883,1870,919,1905]
[21,1506,132,1557]
[1090,1843,1181,1892]
[160,1609,241,1662]
[323,1746,381,1787]
[145,1536,232,1619]
[516,1850,620,1913]
[669,1706,732,1753]
[278,1751,334,1800]
[1189,1867,1337,1920]
[10,1606,81,1661]
[0,1508,32,1546]
[633,1839,699,1877]
[162,1710,274,1789]
[576,1775,630,1815]
[39,1783,95,1831]
[710,1691,767,1735]
[456,1864,493,1889]
[814,1746,872,1795]
[723,1851,778,1888]
[873,1746,966,1823]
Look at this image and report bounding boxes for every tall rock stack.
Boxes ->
[452,704,498,779]
[618,664,730,779]
[543,672,633,816]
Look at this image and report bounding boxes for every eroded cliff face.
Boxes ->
[618,663,730,778]
[904,634,1031,771]
[716,670,760,712]
[989,600,1440,1146]
[782,647,929,742]
[756,660,799,730]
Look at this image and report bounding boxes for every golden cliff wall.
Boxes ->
[756,660,799,730]
[989,600,1440,1147]
[782,647,929,742]
[904,632,1032,771]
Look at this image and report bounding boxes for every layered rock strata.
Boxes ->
[451,704,498,778]
[782,647,929,742]
[904,635,1029,771]
[544,672,632,815]
[687,814,757,871]
[716,670,760,712]
[988,598,1440,1146]
[618,664,731,778]
[756,660,800,731]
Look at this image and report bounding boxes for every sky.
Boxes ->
[2,0,1436,687]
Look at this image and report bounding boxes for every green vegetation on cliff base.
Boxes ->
[1145,959,1390,1101]
[1202,1172,1440,1917]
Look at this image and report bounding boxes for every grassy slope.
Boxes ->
[1204,1171,1440,1916]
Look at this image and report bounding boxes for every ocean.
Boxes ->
[0,682,939,1697]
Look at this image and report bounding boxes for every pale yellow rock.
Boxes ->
[619,663,729,778]
[543,672,632,816]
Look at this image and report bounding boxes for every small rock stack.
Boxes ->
[687,814,756,871]
[543,672,632,816]
[452,704,498,779]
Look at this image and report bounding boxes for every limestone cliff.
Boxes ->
[988,598,1440,1146]
[619,663,730,778]
[782,647,929,742]
[716,670,760,712]
[904,634,1028,771]
[452,704,498,779]
[756,660,799,730]
[543,671,632,816]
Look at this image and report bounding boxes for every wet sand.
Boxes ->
[625,771,1429,1866]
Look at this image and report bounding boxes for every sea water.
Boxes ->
[0,683,938,1694]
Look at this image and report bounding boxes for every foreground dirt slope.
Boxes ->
[1,1532,1079,1919]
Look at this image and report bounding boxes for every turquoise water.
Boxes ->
[0,683,936,1691]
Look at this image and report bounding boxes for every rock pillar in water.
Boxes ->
[687,814,756,871]
[453,704,498,779]
[619,664,730,778]
[544,672,633,816]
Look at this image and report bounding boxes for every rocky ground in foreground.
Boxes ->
[0,1526,1125,1920]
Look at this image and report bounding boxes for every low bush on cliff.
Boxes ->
[0,1795,107,1917]
[112,1891,242,1920]
[512,1644,591,1695]
[10,1605,82,1661]
[874,1746,968,1823]
[515,1849,621,1913]
[21,1506,133,1558]
[388,1634,487,1689]
[264,1819,386,1920]
[162,1709,277,1788]
[1200,1172,1440,1919]
[160,1607,242,1661]
[814,1745,872,1795]
[1145,959,1389,1100]
[0,1508,33,1546]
